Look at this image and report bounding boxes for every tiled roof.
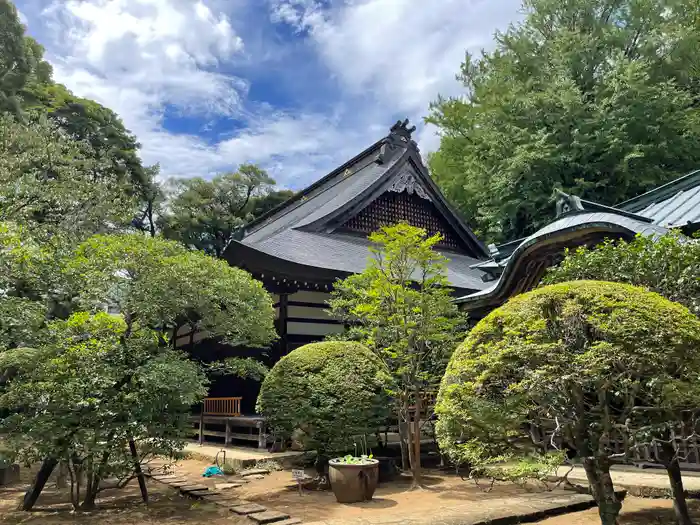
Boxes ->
[249,229,488,291]
[225,122,489,293]
[617,169,700,229]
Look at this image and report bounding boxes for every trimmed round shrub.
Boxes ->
[436,280,700,463]
[256,341,389,461]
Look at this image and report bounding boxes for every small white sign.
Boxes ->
[292,469,306,480]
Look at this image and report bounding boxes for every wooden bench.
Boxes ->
[193,397,269,449]
[204,397,241,417]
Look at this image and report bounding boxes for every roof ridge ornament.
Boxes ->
[390,118,416,141]
[554,188,585,217]
[375,118,417,165]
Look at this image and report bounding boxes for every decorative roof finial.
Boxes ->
[389,118,416,142]
[375,118,418,165]
[553,188,585,217]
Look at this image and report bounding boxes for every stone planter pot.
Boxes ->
[328,458,379,503]
[0,463,19,486]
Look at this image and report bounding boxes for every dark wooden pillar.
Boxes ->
[278,293,289,355]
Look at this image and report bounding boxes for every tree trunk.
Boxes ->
[406,415,416,485]
[399,401,409,471]
[68,457,81,511]
[129,439,148,504]
[411,391,422,488]
[21,458,58,511]
[82,460,95,511]
[582,456,621,525]
[81,468,101,511]
[659,441,693,525]
[81,481,98,511]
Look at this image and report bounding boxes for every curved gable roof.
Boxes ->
[455,211,668,310]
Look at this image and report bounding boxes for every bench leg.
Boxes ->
[225,419,231,446]
[257,422,266,450]
[199,412,204,445]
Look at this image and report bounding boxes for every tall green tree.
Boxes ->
[329,223,465,487]
[249,188,294,218]
[428,0,700,243]
[26,82,149,192]
[0,231,276,510]
[1,312,208,510]
[160,165,277,257]
[0,0,30,115]
[0,114,137,237]
[0,0,154,224]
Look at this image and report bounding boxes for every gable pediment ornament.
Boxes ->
[388,171,432,202]
[554,188,584,217]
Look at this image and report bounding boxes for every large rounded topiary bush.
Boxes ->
[435,280,700,525]
[256,341,389,471]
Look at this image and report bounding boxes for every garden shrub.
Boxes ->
[435,280,700,525]
[256,341,390,471]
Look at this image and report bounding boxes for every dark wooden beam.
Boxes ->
[286,317,344,325]
[287,300,329,309]
[279,293,289,355]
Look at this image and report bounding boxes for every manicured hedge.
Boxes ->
[435,280,700,462]
[256,341,390,456]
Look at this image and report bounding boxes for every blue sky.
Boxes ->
[16,0,522,189]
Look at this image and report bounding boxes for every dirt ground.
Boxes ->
[0,463,248,525]
[173,456,544,522]
[173,457,700,524]
[3,456,700,524]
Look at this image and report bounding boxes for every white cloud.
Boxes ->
[35,0,265,181]
[45,0,246,117]
[272,0,521,155]
[28,0,520,187]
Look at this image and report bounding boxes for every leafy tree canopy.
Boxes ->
[329,223,466,486]
[0,229,277,509]
[544,232,700,315]
[0,114,138,237]
[159,165,288,256]
[0,311,208,510]
[27,82,149,191]
[0,0,153,227]
[428,0,700,243]
[68,234,277,347]
[436,280,700,525]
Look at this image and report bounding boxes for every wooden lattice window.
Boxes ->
[341,191,465,251]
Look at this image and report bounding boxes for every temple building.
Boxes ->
[203,120,699,413]
[224,120,699,342]
[223,119,490,355]
[456,168,700,316]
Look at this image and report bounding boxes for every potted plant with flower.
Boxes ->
[328,438,380,503]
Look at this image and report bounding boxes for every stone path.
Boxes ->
[146,466,302,525]
[555,464,700,496]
